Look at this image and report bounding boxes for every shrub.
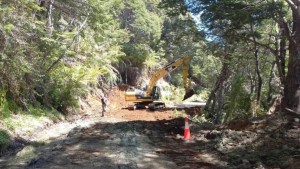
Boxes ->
[0,129,10,150]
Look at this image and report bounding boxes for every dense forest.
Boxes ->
[0,0,299,124]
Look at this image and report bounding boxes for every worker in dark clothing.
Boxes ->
[100,94,109,117]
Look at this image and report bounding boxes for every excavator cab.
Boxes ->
[151,86,161,99]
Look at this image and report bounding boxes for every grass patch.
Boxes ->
[0,99,67,153]
[27,105,64,121]
[11,108,63,133]
[0,101,65,134]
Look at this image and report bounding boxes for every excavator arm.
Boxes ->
[125,54,195,110]
[146,54,194,100]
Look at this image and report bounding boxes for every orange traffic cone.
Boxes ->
[184,116,191,140]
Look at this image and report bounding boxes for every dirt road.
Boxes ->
[0,108,227,169]
[19,114,179,169]
[0,85,299,169]
[1,108,300,169]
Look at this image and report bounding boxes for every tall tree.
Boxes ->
[117,0,165,85]
[162,0,300,114]
[280,0,300,114]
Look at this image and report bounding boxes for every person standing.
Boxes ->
[100,94,109,117]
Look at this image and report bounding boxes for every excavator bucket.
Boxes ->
[183,89,195,101]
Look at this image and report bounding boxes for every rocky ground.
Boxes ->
[0,86,299,169]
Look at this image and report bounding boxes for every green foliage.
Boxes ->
[158,0,188,16]
[197,89,210,101]
[0,129,10,150]
[3,0,276,124]
[48,65,105,112]
[119,0,165,73]
[192,50,222,89]
[27,105,64,122]
[0,96,11,119]
[225,76,251,122]
[0,0,128,114]
[186,0,286,40]
[161,85,186,105]
[0,96,20,119]
[127,0,163,43]
[160,0,291,122]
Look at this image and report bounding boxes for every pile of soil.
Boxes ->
[108,85,131,111]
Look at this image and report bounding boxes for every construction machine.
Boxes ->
[125,54,195,110]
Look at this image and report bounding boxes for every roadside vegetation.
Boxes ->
[0,129,10,150]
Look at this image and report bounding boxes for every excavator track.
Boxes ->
[148,102,166,111]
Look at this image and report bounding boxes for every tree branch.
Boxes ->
[285,0,298,11]
[46,17,89,73]
[291,0,300,6]
[244,37,277,56]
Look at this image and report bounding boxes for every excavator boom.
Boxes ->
[146,54,194,100]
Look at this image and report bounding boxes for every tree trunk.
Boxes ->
[282,4,300,113]
[267,61,276,103]
[279,32,286,81]
[275,22,287,84]
[250,22,262,116]
[255,49,262,105]
[48,0,55,37]
[0,30,5,52]
[214,84,226,124]
[205,51,230,123]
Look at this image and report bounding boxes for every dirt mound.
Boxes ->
[108,85,131,111]
[116,84,132,91]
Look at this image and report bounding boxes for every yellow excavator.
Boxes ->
[125,54,195,110]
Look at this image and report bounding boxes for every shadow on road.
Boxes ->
[1,117,299,169]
